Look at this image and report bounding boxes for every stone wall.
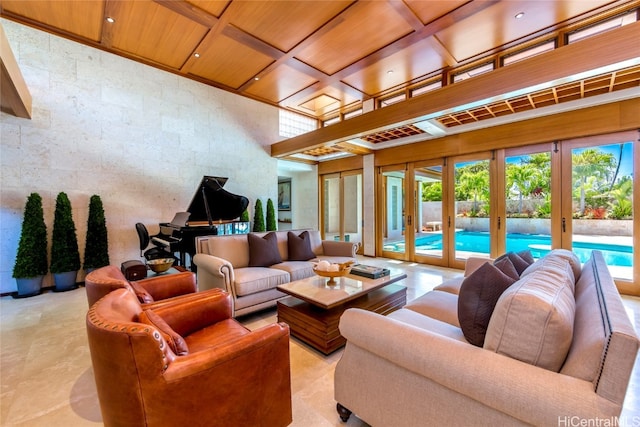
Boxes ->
[0,20,287,293]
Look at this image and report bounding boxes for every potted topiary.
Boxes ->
[50,192,81,291]
[12,193,48,297]
[83,195,109,272]
[252,199,265,232]
[266,198,277,231]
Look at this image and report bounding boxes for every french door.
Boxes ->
[380,165,408,260]
[320,171,363,251]
[448,152,495,270]
[560,131,636,287]
[379,160,450,266]
[413,160,448,266]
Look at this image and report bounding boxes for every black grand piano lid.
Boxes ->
[186,176,249,223]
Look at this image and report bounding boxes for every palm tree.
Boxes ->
[459,170,488,215]
[572,149,615,215]
[507,163,536,214]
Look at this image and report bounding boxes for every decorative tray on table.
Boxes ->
[312,261,355,285]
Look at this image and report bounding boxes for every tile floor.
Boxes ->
[1,257,639,426]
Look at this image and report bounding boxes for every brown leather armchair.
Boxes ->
[85,265,197,307]
[86,287,292,427]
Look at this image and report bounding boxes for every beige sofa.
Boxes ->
[193,229,358,317]
[335,250,639,426]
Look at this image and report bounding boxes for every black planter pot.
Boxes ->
[13,276,44,298]
[53,271,78,292]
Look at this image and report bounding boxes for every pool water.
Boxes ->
[412,231,632,267]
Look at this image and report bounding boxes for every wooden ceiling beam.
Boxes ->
[153,0,219,28]
[0,23,31,118]
[281,0,499,106]
[270,21,640,158]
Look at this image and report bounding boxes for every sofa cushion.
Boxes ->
[138,309,189,355]
[493,256,520,281]
[271,261,315,281]
[234,267,290,297]
[248,232,283,267]
[287,231,317,261]
[433,276,464,295]
[405,290,460,327]
[484,262,575,371]
[520,250,578,293]
[522,249,581,283]
[388,308,467,343]
[457,262,517,346]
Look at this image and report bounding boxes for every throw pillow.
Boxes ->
[493,256,520,280]
[248,232,283,267]
[138,309,189,355]
[507,252,531,275]
[129,280,154,304]
[484,264,575,372]
[287,231,316,261]
[517,249,535,265]
[495,252,531,276]
[458,262,518,347]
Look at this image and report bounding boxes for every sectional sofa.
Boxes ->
[193,229,358,317]
[335,250,639,426]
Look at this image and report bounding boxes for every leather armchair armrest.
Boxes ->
[163,322,290,382]
[137,271,197,300]
[150,289,232,336]
[321,240,359,257]
[193,254,235,294]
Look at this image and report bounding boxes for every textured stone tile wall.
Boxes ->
[0,20,285,293]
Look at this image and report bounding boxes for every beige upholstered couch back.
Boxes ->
[196,229,324,268]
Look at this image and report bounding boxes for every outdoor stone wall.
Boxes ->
[0,20,293,293]
[423,202,632,236]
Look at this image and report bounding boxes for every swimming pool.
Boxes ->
[410,231,633,267]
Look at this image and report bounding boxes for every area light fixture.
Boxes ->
[515,12,525,19]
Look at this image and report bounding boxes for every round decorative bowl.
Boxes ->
[147,258,174,273]
[313,261,354,285]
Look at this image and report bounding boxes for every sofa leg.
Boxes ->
[336,403,352,422]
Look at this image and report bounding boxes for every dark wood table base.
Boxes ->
[277,284,407,355]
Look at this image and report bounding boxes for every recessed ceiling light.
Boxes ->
[105,17,115,23]
[387,70,394,75]
[194,53,200,58]
[515,12,525,19]
[254,76,260,81]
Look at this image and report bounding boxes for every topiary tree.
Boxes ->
[252,199,265,232]
[266,198,277,231]
[240,209,250,222]
[50,192,81,275]
[13,193,48,279]
[83,195,109,270]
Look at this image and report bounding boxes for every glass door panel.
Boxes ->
[381,168,406,259]
[321,172,363,250]
[453,157,491,262]
[342,173,363,247]
[414,163,445,262]
[322,174,341,241]
[504,149,552,260]
[563,137,634,281]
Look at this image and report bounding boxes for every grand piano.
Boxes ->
[152,176,250,269]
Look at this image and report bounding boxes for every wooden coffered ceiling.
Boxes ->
[1,0,639,162]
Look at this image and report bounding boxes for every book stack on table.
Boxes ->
[350,264,390,279]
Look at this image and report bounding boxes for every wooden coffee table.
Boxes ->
[276,271,407,354]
